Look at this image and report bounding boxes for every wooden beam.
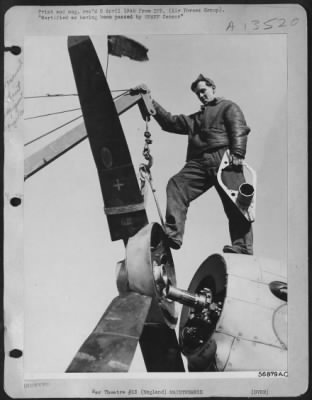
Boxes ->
[24,121,87,180]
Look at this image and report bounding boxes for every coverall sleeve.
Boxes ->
[152,100,194,135]
[224,102,251,158]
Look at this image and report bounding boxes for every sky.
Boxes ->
[23,33,287,373]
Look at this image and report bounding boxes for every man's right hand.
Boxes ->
[230,153,244,167]
[130,84,151,95]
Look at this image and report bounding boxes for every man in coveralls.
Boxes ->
[138,74,253,255]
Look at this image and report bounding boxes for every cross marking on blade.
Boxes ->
[113,179,125,191]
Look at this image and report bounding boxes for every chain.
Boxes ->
[142,117,153,169]
[139,118,165,228]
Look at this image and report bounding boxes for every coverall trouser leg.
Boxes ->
[165,149,253,254]
[165,159,212,248]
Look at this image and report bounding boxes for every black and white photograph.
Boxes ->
[3,3,308,398]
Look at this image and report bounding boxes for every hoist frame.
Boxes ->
[24,90,155,180]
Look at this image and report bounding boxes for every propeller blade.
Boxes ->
[66,292,152,372]
[140,322,185,372]
[68,36,148,241]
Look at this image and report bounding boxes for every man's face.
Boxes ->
[194,81,215,105]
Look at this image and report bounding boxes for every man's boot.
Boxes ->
[223,225,253,255]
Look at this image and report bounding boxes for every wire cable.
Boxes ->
[24,107,81,120]
[24,114,83,146]
[24,89,129,100]
[24,93,79,99]
[106,53,110,78]
[23,89,130,146]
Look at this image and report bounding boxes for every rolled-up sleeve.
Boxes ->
[152,100,193,135]
[224,102,250,158]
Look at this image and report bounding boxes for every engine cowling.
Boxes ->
[179,253,287,371]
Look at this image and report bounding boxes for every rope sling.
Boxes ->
[139,118,166,229]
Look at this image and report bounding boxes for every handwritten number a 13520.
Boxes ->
[226,17,300,32]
